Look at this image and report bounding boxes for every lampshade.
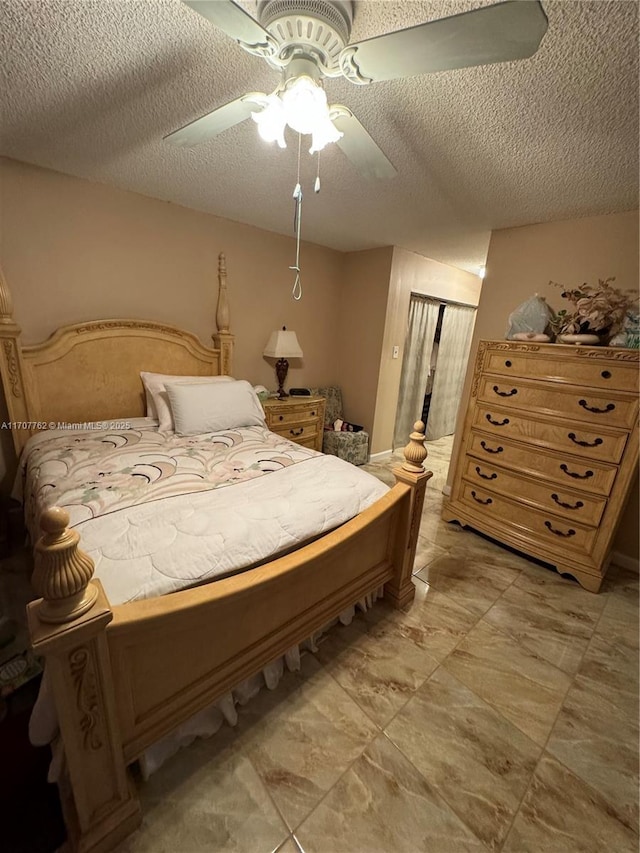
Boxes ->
[250,76,343,154]
[263,328,303,359]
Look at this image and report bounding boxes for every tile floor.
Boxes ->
[1,436,637,852]
[113,435,639,853]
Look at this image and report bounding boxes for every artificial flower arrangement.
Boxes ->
[548,277,639,341]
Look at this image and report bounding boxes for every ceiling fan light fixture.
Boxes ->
[309,114,343,154]
[281,75,327,134]
[172,0,548,179]
[251,94,287,147]
[250,74,342,153]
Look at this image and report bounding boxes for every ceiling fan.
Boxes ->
[166,0,548,179]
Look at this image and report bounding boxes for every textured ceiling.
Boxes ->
[1,0,638,273]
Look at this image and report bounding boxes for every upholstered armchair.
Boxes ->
[313,386,369,466]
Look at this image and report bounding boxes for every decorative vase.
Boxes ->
[506,294,553,340]
[556,333,602,346]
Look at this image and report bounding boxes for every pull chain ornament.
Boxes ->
[288,138,324,299]
[290,134,303,301]
[290,180,303,301]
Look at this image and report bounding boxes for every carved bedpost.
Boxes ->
[32,507,99,623]
[27,507,141,852]
[0,263,33,456]
[386,421,433,609]
[0,262,14,324]
[212,252,235,376]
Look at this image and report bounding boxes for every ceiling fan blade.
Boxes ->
[183,0,275,54]
[341,0,548,84]
[330,107,397,180]
[165,93,266,147]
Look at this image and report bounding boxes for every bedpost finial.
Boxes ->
[402,420,428,473]
[32,506,99,623]
[40,505,71,535]
[216,251,230,335]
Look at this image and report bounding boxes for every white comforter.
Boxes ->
[17,420,388,605]
[77,453,388,603]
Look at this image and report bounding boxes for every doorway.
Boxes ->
[393,294,476,449]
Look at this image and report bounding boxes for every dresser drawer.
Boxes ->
[459,482,598,555]
[461,457,607,526]
[294,435,319,450]
[468,430,618,496]
[270,421,319,444]
[484,349,638,392]
[472,405,628,464]
[477,376,638,429]
[262,396,325,452]
[265,401,323,428]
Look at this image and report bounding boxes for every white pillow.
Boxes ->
[165,380,266,436]
[140,372,234,432]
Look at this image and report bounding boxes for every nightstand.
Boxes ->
[262,395,325,451]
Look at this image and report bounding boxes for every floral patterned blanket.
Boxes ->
[17,420,317,540]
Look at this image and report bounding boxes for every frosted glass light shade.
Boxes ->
[281,77,327,135]
[263,329,303,359]
[251,94,287,148]
[249,76,343,153]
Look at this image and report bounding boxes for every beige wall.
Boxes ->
[0,157,344,486]
[448,209,639,562]
[371,247,482,455]
[0,159,477,486]
[336,247,394,433]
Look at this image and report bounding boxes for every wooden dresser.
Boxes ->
[442,340,639,592]
[262,395,325,452]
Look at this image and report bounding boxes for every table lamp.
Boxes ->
[263,327,303,399]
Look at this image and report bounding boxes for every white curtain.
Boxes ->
[426,303,476,440]
[393,296,441,449]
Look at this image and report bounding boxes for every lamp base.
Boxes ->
[275,358,289,399]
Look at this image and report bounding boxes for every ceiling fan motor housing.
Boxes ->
[256,0,354,76]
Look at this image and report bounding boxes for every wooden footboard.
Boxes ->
[110,482,410,761]
[27,423,431,853]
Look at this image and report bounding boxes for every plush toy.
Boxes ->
[333,419,364,432]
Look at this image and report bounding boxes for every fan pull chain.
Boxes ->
[290,187,302,301]
[290,133,303,301]
[315,151,321,193]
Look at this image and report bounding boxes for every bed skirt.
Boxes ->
[30,588,383,782]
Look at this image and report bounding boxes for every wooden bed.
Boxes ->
[0,256,432,853]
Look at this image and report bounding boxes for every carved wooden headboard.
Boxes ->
[0,253,234,457]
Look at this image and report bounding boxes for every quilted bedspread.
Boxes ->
[16,420,389,604]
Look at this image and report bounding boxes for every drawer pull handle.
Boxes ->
[311,411,316,416]
[551,494,584,510]
[475,466,497,481]
[480,440,503,454]
[504,360,512,367]
[471,490,493,505]
[486,414,510,426]
[493,385,518,397]
[560,463,593,480]
[290,428,304,437]
[545,520,576,538]
[278,415,284,421]
[568,432,603,448]
[578,399,615,414]
[601,371,611,379]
